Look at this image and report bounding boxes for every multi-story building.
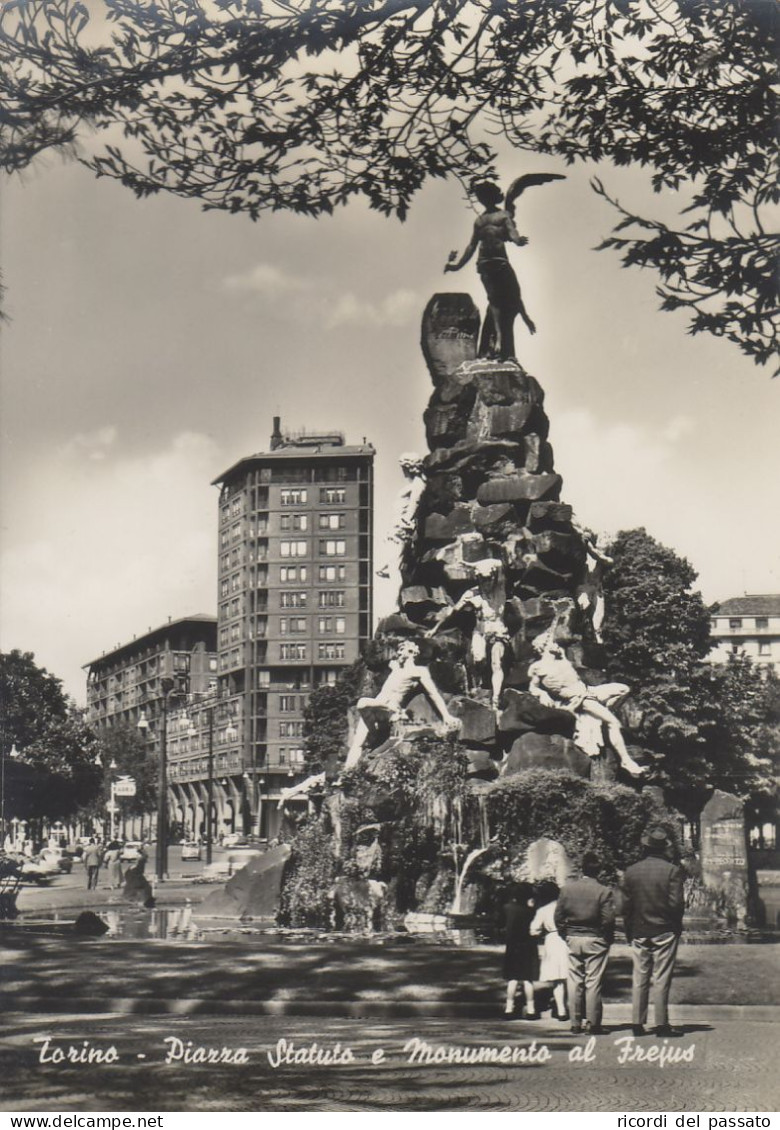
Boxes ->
[84,615,218,732]
[709,595,780,676]
[206,418,375,839]
[84,615,219,838]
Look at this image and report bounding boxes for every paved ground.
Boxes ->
[2,1011,777,1112]
[3,863,778,1113]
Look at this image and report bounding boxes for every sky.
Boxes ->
[1,80,778,704]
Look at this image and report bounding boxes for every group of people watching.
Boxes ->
[504,827,685,1037]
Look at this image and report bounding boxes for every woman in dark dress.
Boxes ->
[503,881,540,1019]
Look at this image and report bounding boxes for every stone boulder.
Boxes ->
[198,845,292,919]
[503,732,591,778]
[449,696,497,746]
[498,688,576,739]
[464,749,500,780]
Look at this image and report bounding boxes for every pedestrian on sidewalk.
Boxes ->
[503,882,540,1019]
[82,839,103,890]
[555,852,615,1035]
[530,880,569,1021]
[621,827,684,1038]
[104,841,123,890]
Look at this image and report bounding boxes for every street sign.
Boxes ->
[114,779,137,797]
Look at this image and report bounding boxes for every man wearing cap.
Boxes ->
[621,828,685,1037]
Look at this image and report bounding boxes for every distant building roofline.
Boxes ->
[711,594,780,617]
[212,443,375,487]
[83,613,218,670]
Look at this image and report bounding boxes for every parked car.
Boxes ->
[221,832,247,848]
[181,842,201,861]
[38,847,73,874]
[19,856,57,883]
[120,841,143,863]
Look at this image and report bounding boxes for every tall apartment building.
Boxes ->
[84,616,219,838]
[709,595,780,676]
[210,418,375,839]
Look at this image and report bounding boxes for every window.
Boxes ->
[231,522,242,543]
[318,564,346,582]
[320,488,346,504]
[318,669,339,686]
[318,642,345,660]
[280,488,308,506]
[758,641,772,656]
[320,539,346,557]
[280,642,306,660]
[280,616,306,634]
[280,565,307,583]
[729,618,743,629]
[280,591,307,608]
[318,591,345,608]
[317,616,347,634]
[258,670,270,686]
[318,513,345,530]
[280,540,308,558]
[280,514,308,532]
[756,618,769,630]
[279,720,304,737]
[220,580,229,597]
[279,695,297,712]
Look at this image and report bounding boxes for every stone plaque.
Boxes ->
[700,789,749,924]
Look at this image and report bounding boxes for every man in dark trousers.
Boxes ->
[82,839,103,890]
[555,852,615,1035]
[621,827,685,1037]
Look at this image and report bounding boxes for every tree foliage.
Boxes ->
[1,650,101,821]
[602,529,776,815]
[0,0,776,368]
[93,723,158,819]
[302,660,364,773]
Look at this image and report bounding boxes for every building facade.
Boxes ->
[709,594,780,676]
[84,616,221,839]
[206,419,375,839]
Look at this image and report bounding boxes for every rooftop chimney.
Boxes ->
[270,416,283,450]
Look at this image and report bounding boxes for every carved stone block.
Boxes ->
[424,504,476,542]
[476,472,562,505]
[421,293,480,385]
[527,501,574,532]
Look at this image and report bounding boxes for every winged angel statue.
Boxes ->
[445,175,565,360]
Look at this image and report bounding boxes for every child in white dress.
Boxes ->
[530,881,569,1021]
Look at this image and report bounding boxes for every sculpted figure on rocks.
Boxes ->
[528,628,646,778]
[376,453,426,582]
[343,641,460,772]
[426,558,509,708]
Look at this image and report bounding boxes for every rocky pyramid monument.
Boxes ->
[279,181,671,930]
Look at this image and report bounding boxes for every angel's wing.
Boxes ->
[504,173,566,217]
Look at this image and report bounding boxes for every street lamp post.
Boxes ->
[108,758,118,841]
[206,705,215,866]
[156,677,175,882]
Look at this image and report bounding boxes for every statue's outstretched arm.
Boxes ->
[445,225,479,272]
